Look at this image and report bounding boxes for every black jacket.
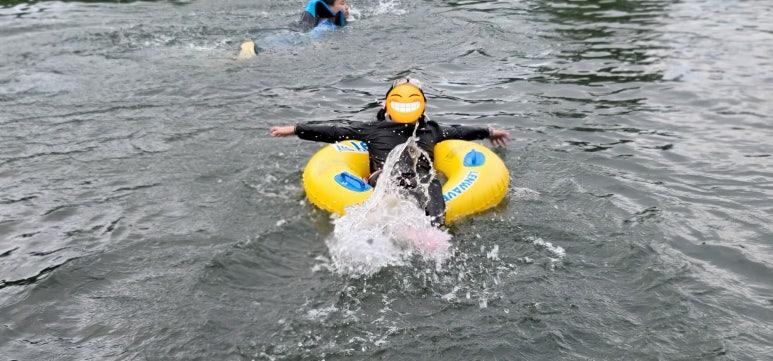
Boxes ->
[295,119,491,174]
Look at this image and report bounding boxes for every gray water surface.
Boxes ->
[1,0,772,359]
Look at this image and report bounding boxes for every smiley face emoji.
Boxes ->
[385,83,426,123]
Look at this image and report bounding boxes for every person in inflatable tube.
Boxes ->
[270,78,510,226]
[297,0,349,32]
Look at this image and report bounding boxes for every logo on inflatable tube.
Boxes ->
[334,141,368,153]
[443,171,479,202]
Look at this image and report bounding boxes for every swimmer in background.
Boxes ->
[297,0,350,32]
[238,0,350,60]
[270,78,510,226]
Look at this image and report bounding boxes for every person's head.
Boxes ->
[383,78,427,124]
[324,0,347,14]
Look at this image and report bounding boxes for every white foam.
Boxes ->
[531,237,566,259]
[373,0,407,16]
[347,6,363,21]
[478,297,488,309]
[305,305,338,321]
[486,244,500,260]
[441,286,461,302]
[311,255,334,273]
[511,187,541,201]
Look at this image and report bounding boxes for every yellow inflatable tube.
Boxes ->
[302,140,509,224]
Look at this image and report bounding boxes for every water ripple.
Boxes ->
[0,0,771,359]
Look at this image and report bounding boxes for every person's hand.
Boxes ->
[488,127,510,147]
[343,4,350,17]
[270,125,296,137]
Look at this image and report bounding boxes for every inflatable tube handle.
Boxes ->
[334,172,371,192]
[463,149,486,167]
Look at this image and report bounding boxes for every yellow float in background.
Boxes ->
[302,140,509,224]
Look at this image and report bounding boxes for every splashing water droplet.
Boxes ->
[327,124,451,277]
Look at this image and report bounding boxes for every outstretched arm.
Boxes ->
[438,124,511,147]
[270,121,366,143]
[270,125,296,137]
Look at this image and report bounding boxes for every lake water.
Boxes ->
[1,0,772,359]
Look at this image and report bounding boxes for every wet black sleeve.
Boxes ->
[295,121,367,143]
[437,124,491,141]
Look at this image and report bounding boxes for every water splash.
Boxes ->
[347,6,363,21]
[327,127,451,277]
[372,0,407,16]
[530,237,566,260]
